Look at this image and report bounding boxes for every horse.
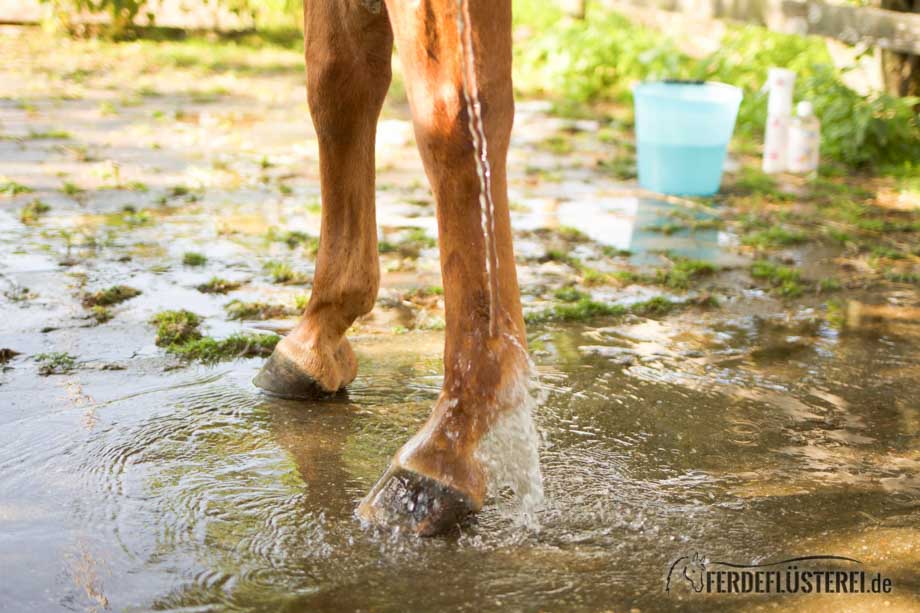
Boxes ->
[251,0,528,536]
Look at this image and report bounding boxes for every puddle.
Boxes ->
[2,316,919,611]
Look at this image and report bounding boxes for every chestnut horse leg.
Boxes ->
[358,0,528,535]
[254,0,393,397]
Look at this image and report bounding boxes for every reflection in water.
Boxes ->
[1,312,919,610]
[513,195,739,266]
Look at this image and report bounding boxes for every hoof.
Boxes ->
[253,349,333,399]
[358,464,476,536]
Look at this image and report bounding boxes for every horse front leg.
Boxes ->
[254,0,393,398]
[358,0,529,535]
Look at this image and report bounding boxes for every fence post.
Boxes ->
[876,0,920,97]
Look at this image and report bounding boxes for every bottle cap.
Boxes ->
[796,100,814,117]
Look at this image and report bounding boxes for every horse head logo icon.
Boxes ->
[666,552,707,593]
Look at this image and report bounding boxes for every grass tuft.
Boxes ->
[36,352,76,375]
[742,227,808,249]
[379,227,437,258]
[149,309,279,363]
[167,333,280,364]
[654,259,717,290]
[263,261,308,285]
[0,348,21,364]
[150,310,202,346]
[266,228,319,253]
[62,181,85,197]
[1,179,33,196]
[89,305,113,323]
[182,252,207,266]
[630,296,679,316]
[196,277,242,294]
[82,285,141,307]
[750,260,804,297]
[526,296,627,324]
[224,300,297,320]
[20,199,51,223]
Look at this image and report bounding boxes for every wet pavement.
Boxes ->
[1,28,919,612]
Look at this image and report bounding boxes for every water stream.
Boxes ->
[453,0,546,521]
[456,0,501,338]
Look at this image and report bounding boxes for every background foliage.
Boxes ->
[41,0,303,37]
[512,0,920,170]
[40,0,920,171]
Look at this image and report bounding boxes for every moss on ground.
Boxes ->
[82,285,141,307]
[379,227,437,259]
[182,252,207,266]
[0,348,21,364]
[553,286,588,302]
[105,206,153,227]
[580,268,617,286]
[654,259,717,290]
[149,309,279,363]
[403,286,444,299]
[730,168,796,201]
[167,333,279,364]
[62,181,85,197]
[631,296,680,316]
[224,300,297,320]
[825,299,846,330]
[538,134,575,155]
[196,277,242,294]
[645,214,723,236]
[1,179,33,196]
[263,261,308,285]
[542,249,581,268]
[884,271,920,285]
[28,129,71,140]
[527,290,683,324]
[35,352,76,375]
[294,293,310,310]
[741,226,808,249]
[596,154,637,180]
[89,305,113,323]
[266,228,319,254]
[151,310,202,346]
[544,247,720,292]
[526,297,627,324]
[556,226,591,242]
[750,260,804,297]
[601,245,631,258]
[20,199,50,223]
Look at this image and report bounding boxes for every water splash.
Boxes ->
[475,341,546,528]
[454,0,543,525]
[456,0,500,338]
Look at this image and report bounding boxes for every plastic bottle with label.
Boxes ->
[787,101,820,175]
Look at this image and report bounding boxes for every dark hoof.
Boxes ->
[253,350,333,399]
[358,464,475,536]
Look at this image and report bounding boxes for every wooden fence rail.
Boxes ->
[601,0,920,55]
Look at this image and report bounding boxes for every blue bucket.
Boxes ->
[632,81,742,196]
